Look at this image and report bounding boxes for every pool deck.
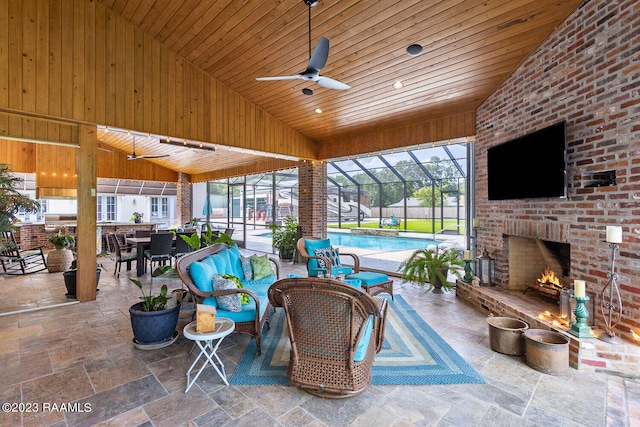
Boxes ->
[244,227,465,275]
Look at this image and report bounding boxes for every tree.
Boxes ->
[0,163,40,231]
[413,185,444,207]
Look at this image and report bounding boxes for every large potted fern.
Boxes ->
[399,245,464,293]
[128,266,181,349]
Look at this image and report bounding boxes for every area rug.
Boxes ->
[230,295,485,386]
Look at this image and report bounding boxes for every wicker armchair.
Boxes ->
[268,277,388,398]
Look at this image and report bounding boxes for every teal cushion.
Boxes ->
[347,271,389,285]
[241,275,275,297]
[354,316,374,362]
[251,254,275,280]
[203,295,270,323]
[304,239,331,272]
[189,261,214,292]
[202,255,218,274]
[213,276,241,312]
[343,278,362,289]
[226,245,245,278]
[211,249,232,275]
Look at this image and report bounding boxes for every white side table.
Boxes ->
[183,318,235,392]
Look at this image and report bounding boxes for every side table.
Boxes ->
[183,318,235,392]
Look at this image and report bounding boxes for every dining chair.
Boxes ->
[134,229,152,238]
[108,233,137,277]
[144,232,173,271]
[173,231,193,261]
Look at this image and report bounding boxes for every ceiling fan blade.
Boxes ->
[127,154,170,160]
[316,76,350,90]
[256,75,302,81]
[308,37,329,72]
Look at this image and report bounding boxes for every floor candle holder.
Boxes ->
[569,295,592,338]
[599,242,623,343]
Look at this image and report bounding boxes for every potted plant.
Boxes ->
[268,215,298,260]
[0,163,40,232]
[131,212,144,223]
[128,266,181,349]
[398,245,464,293]
[47,230,76,272]
[62,259,103,298]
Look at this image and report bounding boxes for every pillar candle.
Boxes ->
[606,226,622,243]
[573,280,585,298]
[464,250,471,260]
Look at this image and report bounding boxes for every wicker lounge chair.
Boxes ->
[268,277,388,398]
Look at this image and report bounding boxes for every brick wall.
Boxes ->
[177,172,192,227]
[475,0,640,341]
[297,161,327,238]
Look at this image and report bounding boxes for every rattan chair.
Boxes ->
[297,236,394,299]
[268,277,388,398]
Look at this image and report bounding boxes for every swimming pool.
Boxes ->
[260,231,440,251]
[326,232,440,251]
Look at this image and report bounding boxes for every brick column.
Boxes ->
[177,172,191,227]
[297,161,327,238]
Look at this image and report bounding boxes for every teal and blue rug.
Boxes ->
[230,295,485,386]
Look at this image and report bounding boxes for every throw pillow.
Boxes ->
[189,261,214,292]
[313,246,341,269]
[213,276,242,312]
[240,255,253,280]
[250,254,275,280]
[221,273,250,304]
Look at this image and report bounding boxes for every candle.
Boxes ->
[464,250,471,260]
[606,226,622,243]
[574,280,585,298]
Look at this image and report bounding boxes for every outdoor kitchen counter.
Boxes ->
[16,222,161,250]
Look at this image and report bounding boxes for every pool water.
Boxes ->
[327,232,440,251]
[260,231,440,251]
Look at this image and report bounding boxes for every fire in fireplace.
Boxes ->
[526,269,565,300]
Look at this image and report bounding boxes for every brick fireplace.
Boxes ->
[472,0,640,350]
[461,0,640,376]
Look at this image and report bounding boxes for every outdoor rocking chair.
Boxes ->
[0,231,47,275]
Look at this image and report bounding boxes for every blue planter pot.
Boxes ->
[129,301,180,346]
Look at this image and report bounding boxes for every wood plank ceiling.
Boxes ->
[96,0,584,175]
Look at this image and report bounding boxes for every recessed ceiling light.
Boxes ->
[393,81,404,89]
[302,88,313,95]
[407,43,423,56]
[314,108,323,114]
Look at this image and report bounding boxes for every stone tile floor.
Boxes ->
[0,253,638,426]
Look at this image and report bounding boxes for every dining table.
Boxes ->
[126,235,175,277]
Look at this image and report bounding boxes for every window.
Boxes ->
[151,197,169,219]
[97,196,116,221]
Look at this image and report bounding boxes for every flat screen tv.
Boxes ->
[487,122,567,200]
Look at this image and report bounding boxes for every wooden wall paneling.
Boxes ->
[0,139,35,172]
[35,1,49,118]
[0,0,7,112]
[60,0,73,120]
[134,26,144,131]
[35,143,77,189]
[202,68,211,143]
[94,2,106,124]
[124,18,135,130]
[72,0,85,120]
[104,6,116,126]
[84,0,95,123]
[142,31,152,132]
[151,36,161,133]
[8,0,23,136]
[114,10,126,127]
[174,55,184,137]
[182,60,191,138]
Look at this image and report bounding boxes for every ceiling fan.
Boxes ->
[256,0,350,91]
[127,135,170,160]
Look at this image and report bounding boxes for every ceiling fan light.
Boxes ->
[407,43,423,56]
